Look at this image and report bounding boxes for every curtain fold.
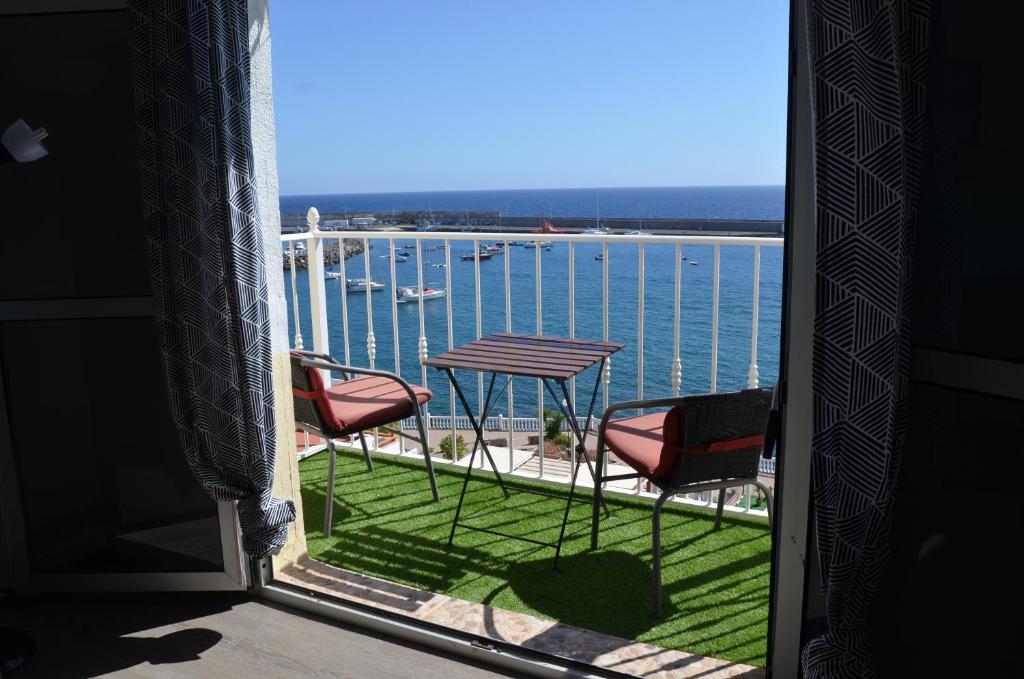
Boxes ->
[128,0,294,558]
[802,1,930,676]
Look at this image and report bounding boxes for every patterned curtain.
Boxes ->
[127,0,295,557]
[802,1,930,676]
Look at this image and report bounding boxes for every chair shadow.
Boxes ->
[502,550,660,643]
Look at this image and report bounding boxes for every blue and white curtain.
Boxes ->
[803,1,929,676]
[128,0,294,557]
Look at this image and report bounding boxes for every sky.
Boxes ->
[269,1,789,195]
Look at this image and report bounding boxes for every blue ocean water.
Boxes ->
[280,185,784,221]
[282,186,784,420]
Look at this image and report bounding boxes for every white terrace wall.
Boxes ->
[249,0,307,567]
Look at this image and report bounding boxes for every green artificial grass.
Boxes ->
[299,448,771,667]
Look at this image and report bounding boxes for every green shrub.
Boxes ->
[440,433,466,460]
[543,406,565,442]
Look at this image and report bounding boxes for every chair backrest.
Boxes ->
[290,352,337,435]
[670,388,773,486]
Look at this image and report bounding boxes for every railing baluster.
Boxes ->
[535,238,544,479]
[504,239,514,472]
[602,241,610,411]
[474,239,484,469]
[415,240,429,428]
[389,239,403,456]
[747,245,761,389]
[568,240,575,471]
[672,242,682,396]
[364,238,376,369]
[445,240,455,460]
[637,242,645,413]
[711,243,720,393]
[338,237,351,365]
[289,241,302,349]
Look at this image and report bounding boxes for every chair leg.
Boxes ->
[416,406,440,501]
[324,438,338,538]
[357,432,373,472]
[652,493,670,618]
[753,479,774,528]
[591,439,605,550]
[714,487,726,531]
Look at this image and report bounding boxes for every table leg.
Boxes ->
[542,378,610,518]
[445,369,511,550]
[448,370,509,494]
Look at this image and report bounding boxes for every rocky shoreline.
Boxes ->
[283,239,364,270]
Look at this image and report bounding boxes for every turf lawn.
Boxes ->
[299,448,771,667]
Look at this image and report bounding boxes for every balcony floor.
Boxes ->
[295,448,771,671]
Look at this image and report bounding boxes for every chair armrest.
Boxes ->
[597,396,691,432]
[296,355,424,413]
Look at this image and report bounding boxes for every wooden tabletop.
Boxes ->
[423,333,624,381]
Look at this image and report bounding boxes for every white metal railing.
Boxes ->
[282,209,782,517]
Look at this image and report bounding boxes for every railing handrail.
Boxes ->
[282,229,784,248]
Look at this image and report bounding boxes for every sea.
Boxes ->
[281,186,784,420]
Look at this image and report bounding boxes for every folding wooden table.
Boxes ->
[423,332,624,571]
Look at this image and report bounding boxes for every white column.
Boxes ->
[305,208,329,369]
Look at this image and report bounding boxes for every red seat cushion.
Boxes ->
[323,376,431,433]
[604,410,680,482]
[605,405,766,483]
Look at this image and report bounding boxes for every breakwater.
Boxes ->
[283,239,364,270]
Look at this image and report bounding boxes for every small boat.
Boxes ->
[396,286,446,303]
[583,227,609,235]
[523,240,553,249]
[379,252,409,262]
[485,244,504,254]
[507,241,524,246]
[460,251,493,261]
[433,263,446,269]
[594,253,604,261]
[346,278,384,292]
[325,271,343,280]
[689,261,700,266]
[625,229,648,236]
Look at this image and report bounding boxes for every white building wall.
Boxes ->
[248,0,306,566]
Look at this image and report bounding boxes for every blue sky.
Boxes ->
[269,1,789,195]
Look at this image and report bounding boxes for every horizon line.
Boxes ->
[280,183,785,199]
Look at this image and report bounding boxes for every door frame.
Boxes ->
[766,0,815,675]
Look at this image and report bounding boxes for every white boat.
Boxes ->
[396,286,446,303]
[594,253,604,261]
[689,261,700,266]
[583,227,609,235]
[523,240,553,249]
[346,278,384,292]
[325,271,343,280]
[625,229,648,236]
[379,252,409,262]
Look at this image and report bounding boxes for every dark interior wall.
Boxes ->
[0,8,221,576]
[872,3,1024,677]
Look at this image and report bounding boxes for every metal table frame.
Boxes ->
[437,356,612,573]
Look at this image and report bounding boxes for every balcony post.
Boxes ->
[305,207,330,371]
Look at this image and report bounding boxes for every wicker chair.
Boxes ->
[591,387,775,617]
[290,350,440,537]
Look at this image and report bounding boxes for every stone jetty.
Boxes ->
[283,239,364,270]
